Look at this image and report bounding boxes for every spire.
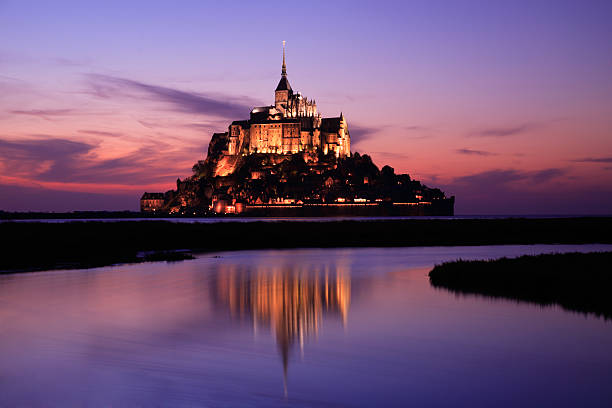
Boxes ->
[275,41,292,92]
[282,40,287,78]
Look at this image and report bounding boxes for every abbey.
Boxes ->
[223,42,350,158]
[140,43,454,216]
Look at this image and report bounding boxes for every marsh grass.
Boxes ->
[429,251,612,319]
[1,217,611,273]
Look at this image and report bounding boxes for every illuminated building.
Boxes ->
[140,44,454,216]
[140,192,165,212]
[216,42,350,171]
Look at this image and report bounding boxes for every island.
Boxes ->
[140,43,454,216]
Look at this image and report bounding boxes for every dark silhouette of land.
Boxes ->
[0,210,168,220]
[429,251,612,319]
[1,217,611,274]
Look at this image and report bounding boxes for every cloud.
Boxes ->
[404,125,429,131]
[183,121,228,131]
[9,109,75,120]
[530,168,567,183]
[0,75,30,95]
[456,148,496,156]
[86,74,258,119]
[53,57,91,67]
[454,168,566,187]
[472,123,536,137]
[572,157,612,163]
[0,137,196,186]
[369,151,411,161]
[349,124,379,145]
[78,129,123,138]
[396,125,435,140]
[454,169,526,186]
[435,168,608,215]
[0,138,94,178]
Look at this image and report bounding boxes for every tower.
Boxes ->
[275,41,292,110]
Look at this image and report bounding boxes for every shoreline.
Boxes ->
[2,210,611,222]
[2,217,611,274]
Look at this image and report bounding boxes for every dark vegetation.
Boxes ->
[171,152,448,212]
[429,251,612,319]
[1,217,611,274]
[0,210,161,220]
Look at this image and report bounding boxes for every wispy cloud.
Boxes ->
[349,124,379,145]
[183,121,228,131]
[571,157,612,163]
[472,123,536,137]
[454,168,566,187]
[454,169,525,185]
[530,168,566,183]
[54,57,91,67]
[0,137,94,178]
[456,148,497,156]
[9,109,75,120]
[396,125,436,140]
[369,151,411,161]
[78,129,123,138]
[86,74,259,119]
[404,125,429,131]
[0,137,196,186]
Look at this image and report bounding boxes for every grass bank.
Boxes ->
[429,251,612,319]
[1,217,611,273]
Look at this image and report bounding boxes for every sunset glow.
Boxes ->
[1,1,611,213]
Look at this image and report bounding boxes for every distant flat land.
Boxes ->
[1,217,611,274]
[429,251,612,319]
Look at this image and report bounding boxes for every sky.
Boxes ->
[1,0,611,214]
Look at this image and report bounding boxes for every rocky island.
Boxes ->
[141,43,454,216]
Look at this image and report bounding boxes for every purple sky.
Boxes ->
[1,0,611,214]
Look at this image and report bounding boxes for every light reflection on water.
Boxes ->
[211,262,350,397]
[0,245,611,407]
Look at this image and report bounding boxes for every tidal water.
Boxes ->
[1,245,611,407]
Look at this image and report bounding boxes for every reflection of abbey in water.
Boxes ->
[212,264,351,384]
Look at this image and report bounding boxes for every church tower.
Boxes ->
[275,41,292,111]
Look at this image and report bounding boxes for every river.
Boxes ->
[1,245,610,407]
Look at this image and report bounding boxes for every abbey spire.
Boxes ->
[282,40,287,77]
[275,41,292,93]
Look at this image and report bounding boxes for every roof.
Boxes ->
[275,76,292,91]
[141,192,165,200]
[230,120,250,128]
[249,117,302,125]
[321,117,341,133]
[297,116,315,131]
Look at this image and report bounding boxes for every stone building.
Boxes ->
[140,192,165,212]
[224,42,350,158]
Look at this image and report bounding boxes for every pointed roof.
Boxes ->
[276,76,292,91]
[275,41,292,92]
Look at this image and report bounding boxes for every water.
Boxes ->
[1,245,611,407]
